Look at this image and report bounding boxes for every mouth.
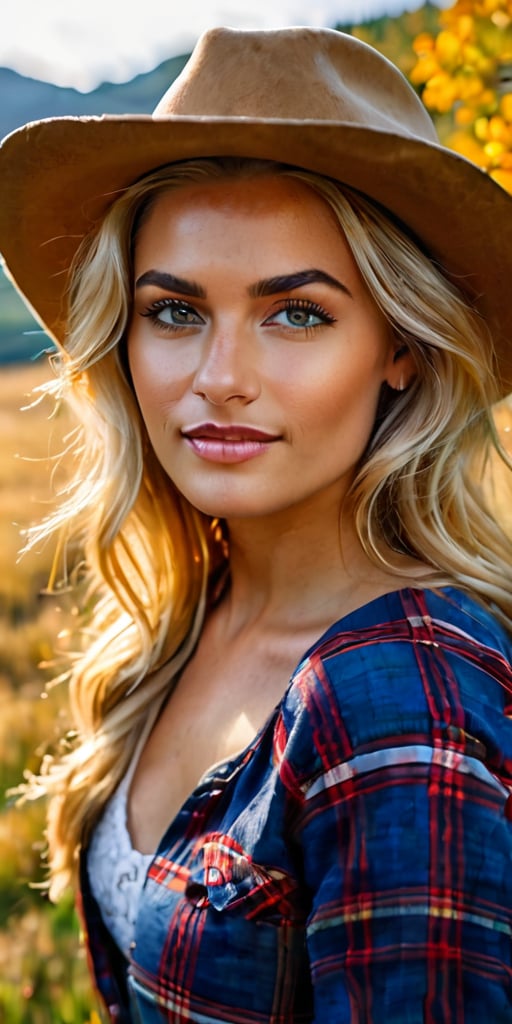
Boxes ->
[181,423,280,464]
[182,423,280,442]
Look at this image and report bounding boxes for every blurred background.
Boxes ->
[1,1,512,1020]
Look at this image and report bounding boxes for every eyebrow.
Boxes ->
[134,267,352,299]
[135,270,206,297]
[250,269,352,298]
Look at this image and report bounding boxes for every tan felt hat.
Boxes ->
[0,25,511,393]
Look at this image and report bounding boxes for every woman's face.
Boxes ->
[127,174,400,522]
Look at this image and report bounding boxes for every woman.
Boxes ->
[1,25,512,1024]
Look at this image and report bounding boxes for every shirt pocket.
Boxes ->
[185,831,306,924]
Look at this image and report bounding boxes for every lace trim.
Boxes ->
[87,716,157,959]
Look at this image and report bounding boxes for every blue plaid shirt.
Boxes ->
[80,586,512,1022]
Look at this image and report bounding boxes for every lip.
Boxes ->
[181,422,280,464]
[183,422,279,442]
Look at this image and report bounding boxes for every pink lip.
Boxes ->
[182,422,280,464]
[183,423,279,441]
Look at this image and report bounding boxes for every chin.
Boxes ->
[172,483,286,521]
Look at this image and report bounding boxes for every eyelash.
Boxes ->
[268,298,337,330]
[139,296,337,333]
[140,298,202,332]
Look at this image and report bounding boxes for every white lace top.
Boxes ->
[87,718,156,959]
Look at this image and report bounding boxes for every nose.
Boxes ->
[192,325,261,406]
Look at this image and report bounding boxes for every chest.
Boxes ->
[127,628,310,853]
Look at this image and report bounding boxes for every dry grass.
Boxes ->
[0,361,98,1023]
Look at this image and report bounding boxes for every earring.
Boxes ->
[392,343,409,391]
[390,373,405,392]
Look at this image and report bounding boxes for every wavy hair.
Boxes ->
[24,157,512,898]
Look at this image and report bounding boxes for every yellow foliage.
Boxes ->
[455,103,477,123]
[456,72,486,101]
[423,71,460,111]
[480,87,500,106]
[490,164,512,185]
[484,137,507,158]
[436,29,463,66]
[447,128,491,163]
[411,0,512,194]
[410,54,440,84]
[462,41,482,62]
[457,15,476,40]
[489,113,512,140]
[413,31,436,54]
[475,114,491,137]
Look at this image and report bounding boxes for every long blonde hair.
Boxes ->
[26,157,512,898]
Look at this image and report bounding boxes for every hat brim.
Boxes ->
[1,114,511,395]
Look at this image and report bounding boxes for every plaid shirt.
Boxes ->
[80,586,512,1022]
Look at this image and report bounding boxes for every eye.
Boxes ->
[140,298,205,330]
[264,298,336,331]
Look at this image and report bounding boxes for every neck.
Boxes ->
[217,487,403,640]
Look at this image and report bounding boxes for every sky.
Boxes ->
[2,0,421,91]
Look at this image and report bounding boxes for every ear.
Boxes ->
[385,343,416,393]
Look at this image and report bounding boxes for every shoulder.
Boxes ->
[277,587,512,787]
[293,586,511,714]
[304,584,511,664]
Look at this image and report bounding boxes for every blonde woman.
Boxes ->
[1,26,512,1024]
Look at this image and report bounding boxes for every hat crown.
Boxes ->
[154,26,438,143]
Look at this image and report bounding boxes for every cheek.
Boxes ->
[127,340,188,422]
[287,349,382,420]
[291,357,386,460]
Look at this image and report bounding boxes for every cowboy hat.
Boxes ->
[0,25,511,394]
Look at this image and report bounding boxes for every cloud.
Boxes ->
[0,0,418,90]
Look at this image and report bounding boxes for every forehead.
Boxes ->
[133,173,358,276]
[139,172,333,221]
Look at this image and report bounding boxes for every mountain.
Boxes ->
[0,53,190,364]
[0,53,189,140]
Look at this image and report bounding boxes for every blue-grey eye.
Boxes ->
[159,302,202,325]
[282,306,324,328]
[265,300,336,330]
[141,299,205,328]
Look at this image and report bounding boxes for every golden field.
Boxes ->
[0,361,98,1023]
